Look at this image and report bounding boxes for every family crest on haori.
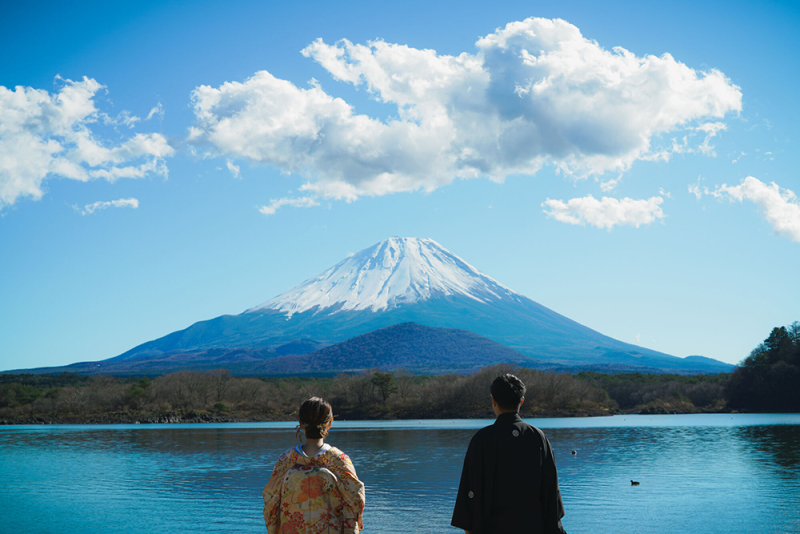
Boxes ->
[452,374,567,534]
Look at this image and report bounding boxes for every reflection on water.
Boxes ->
[1,415,799,534]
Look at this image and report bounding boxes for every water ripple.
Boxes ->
[1,416,799,533]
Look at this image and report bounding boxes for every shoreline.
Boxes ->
[1,406,733,425]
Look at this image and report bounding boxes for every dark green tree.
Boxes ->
[371,372,397,403]
[726,322,800,412]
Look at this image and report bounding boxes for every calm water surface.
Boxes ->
[2,414,799,533]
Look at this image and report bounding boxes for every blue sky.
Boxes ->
[1,0,798,370]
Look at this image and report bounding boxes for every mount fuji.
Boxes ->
[14,237,733,375]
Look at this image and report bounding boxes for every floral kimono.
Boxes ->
[263,444,365,534]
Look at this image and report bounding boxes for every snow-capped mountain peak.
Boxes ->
[247,237,520,317]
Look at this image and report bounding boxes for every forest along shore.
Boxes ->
[0,364,735,425]
[7,320,797,424]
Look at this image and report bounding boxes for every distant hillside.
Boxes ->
[5,339,322,377]
[6,347,275,377]
[6,320,734,377]
[5,323,535,376]
[258,322,537,374]
[101,237,733,375]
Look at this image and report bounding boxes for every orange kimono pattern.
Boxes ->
[263,446,365,534]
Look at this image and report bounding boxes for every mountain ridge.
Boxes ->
[5,237,735,375]
[5,322,732,376]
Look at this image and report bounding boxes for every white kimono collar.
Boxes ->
[295,443,331,458]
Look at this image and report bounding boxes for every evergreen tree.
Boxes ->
[726,322,800,412]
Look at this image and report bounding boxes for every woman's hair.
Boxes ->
[297,397,334,440]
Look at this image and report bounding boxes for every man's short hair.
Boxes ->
[491,374,526,410]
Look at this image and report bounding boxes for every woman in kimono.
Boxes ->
[263,397,365,534]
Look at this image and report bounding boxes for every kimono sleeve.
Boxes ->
[451,435,476,531]
[452,432,491,533]
[330,450,366,534]
[262,449,294,534]
[540,434,567,534]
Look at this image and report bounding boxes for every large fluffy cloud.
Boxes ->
[712,177,800,242]
[542,194,665,229]
[189,17,741,201]
[0,77,173,208]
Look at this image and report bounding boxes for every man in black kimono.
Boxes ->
[451,374,567,534]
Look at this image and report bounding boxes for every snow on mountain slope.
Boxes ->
[16,236,735,375]
[247,237,523,317]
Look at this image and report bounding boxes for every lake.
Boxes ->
[2,414,799,533]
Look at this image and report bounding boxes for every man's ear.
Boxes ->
[519,397,525,408]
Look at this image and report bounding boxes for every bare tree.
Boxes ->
[234,378,267,405]
[193,373,214,409]
[350,372,377,406]
[153,372,197,409]
[394,369,416,403]
[60,387,90,415]
[208,369,232,403]
[789,321,800,345]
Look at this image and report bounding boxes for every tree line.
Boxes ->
[576,371,728,412]
[1,363,734,423]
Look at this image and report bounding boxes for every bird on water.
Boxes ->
[631,480,640,486]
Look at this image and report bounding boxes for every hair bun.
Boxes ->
[298,397,333,440]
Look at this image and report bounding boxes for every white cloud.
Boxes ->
[189,17,741,202]
[0,77,173,208]
[77,197,139,215]
[669,122,727,157]
[542,194,665,229]
[259,196,319,215]
[226,160,240,178]
[145,102,164,121]
[712,176,800,242]
[100,110,140,128]
[688,178,708,200]
[600,177,621,192]
[696,121,726,156]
